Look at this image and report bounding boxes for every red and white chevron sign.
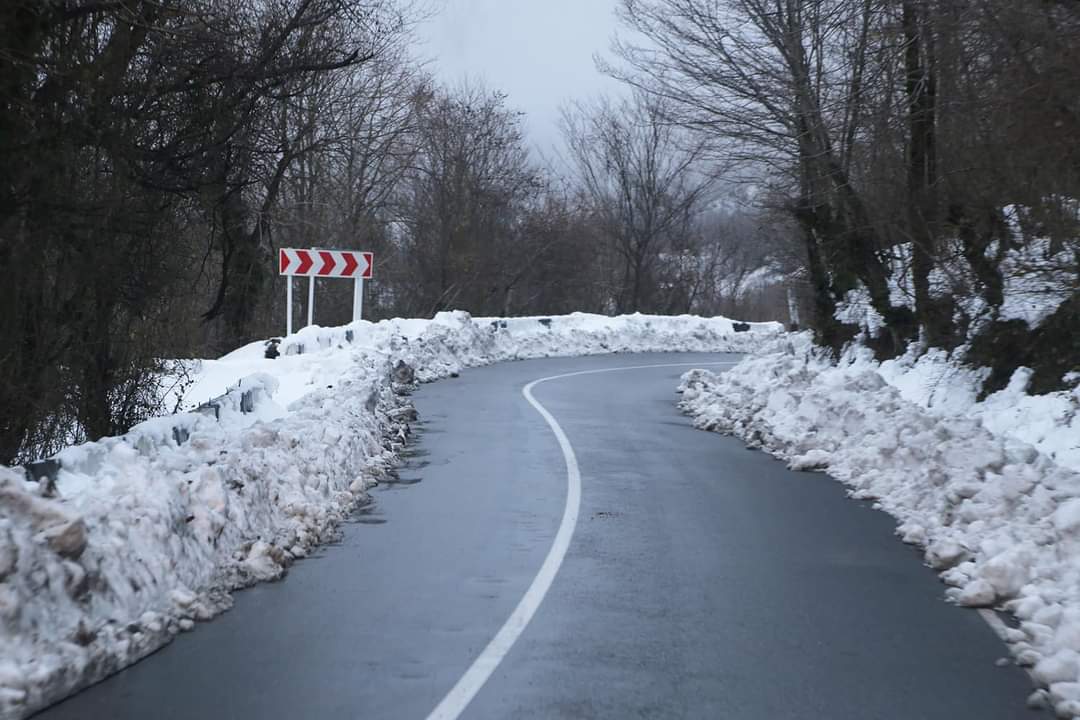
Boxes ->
[279,248,373,278]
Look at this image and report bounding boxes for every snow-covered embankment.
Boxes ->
[679,334,1080,717]
[0,311,779,719]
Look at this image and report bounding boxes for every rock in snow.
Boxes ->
[679,332,1080,718]
[0,311,779,720]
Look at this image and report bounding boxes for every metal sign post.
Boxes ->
[279,248,374,335]
[307,274,315,327]
[286,276,294,336]
[353,276,364,323]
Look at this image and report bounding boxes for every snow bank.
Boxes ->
[0,366,403,719]
[0,311,779,719]
[175,312,780,410]
[679,335,1080,717]
[877,347,1080,473]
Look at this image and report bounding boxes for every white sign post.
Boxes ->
[353,274,364,322]
[307,275,315,327]
[286,275,294,336]
[278,248,374,336]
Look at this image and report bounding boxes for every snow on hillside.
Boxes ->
[838,222,1077,341]
[679,334,1080,717]
[0,311,780,720]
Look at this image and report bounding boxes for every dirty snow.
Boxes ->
[679,334,1080,718]
[0,311,778,720]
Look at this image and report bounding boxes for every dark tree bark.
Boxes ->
[904,0,951,346]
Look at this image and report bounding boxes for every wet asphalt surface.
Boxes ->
[37,353,1042,719]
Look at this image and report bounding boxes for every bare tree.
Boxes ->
[268,43,428,326]
[0,0,424,462]
[561,92,718,312]
[608,0,915,351]
[607,0,1079,390]
[394,82,544,316]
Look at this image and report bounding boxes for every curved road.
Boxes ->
[39,353,1041,719]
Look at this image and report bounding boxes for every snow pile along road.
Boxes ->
[0,311,779,720]
[679,335,1080,717]
[176,312,779,411]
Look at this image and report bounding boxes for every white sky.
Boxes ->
[417,0,627,161]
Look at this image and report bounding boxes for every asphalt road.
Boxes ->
[38,353,1041,719]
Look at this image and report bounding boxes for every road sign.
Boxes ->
[279,248,374,336]
[279,248,372,279]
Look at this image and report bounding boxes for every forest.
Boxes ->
[1,0,1078,465]
[608,0,1079,391]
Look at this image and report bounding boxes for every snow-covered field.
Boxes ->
[679,334,1080,717]
[0,311,779,720]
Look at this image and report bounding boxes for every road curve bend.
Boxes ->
[38,353,1041,720]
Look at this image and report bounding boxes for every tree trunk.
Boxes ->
[794,197,857,355]
[904,0,950,346]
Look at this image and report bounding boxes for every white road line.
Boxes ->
[976,608,1032,677]
[978,608,1012,642]
[424,360,738,720]
[977,608,1038,683]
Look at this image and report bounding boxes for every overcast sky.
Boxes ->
[417,0,627,160]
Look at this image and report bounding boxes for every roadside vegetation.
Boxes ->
[0,0,779,464]
[612,0,1079,390]
[1,0,1077,464]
